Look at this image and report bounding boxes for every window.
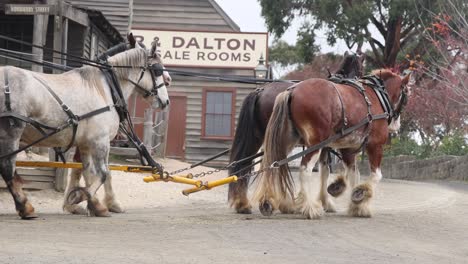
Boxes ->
[202,89,235,139]
[90,33,98,61]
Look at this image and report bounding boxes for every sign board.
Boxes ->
[5,4,54,15]
[132,29,268,69]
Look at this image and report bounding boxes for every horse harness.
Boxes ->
[0,45,166,168]
[0,68,113,161]
[272,74,408,168]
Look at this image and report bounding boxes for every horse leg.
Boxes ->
[317,150,336,213]
[294,150,324,219]
[103,171,124,213]
[63,149,87,214]
[327,150,357,197]
[229,174,252,214]
[67,146,110,217]
[0,159,37,219]
[0,125,36,219]
[349,145,383,217]
[63,167,88,215]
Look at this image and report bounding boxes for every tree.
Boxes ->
[400,0,467,146]
[268,40,302,67]
[259,0,460,68]
[413,1,468,105]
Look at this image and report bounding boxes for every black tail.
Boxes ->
[228,91,263,204]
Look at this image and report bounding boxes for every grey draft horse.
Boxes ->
[0,34,170,219]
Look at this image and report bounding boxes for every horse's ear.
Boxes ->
[402,72,411,85]
[127,33,136,48]
[151,37,159,57]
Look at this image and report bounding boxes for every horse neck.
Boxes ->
[383,76,401,104]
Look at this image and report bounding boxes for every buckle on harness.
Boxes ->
[61,103,71,112]
[4,86,10,93]
[68,118,79,126]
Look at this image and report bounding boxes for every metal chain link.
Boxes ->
[191,167,223,178]
[168,160,239,178]
[167,158,270,180]
[168,165,193,176]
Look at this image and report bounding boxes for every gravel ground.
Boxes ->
[1,157,467,264]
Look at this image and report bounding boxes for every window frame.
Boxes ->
[201,88,236,140]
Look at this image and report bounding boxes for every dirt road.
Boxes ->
[0,160,467,264]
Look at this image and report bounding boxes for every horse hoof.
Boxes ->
[87,197,111,217]
[351,184,373,204]
[259,201,273,216]
[236,207,252,214]
[327,176,346,197]
[67,188,88,205]
[19,203,37,220]
[94,210,111,217]
[20,214,38,220]
[63,204,88,215]
[108,204,125,213]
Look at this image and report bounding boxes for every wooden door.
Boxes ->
[165,95,187,159]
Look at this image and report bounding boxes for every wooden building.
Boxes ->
[71,0,268,166]
[130,0,267,166]
[0,0,122,190]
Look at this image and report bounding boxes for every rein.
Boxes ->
[127,64,165,98]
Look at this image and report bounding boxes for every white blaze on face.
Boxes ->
[153,75,169,109]
[388,116,401,133]
[163,68,172,86]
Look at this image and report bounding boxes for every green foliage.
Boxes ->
[268,27,319,66]
[296,24,319,63]
[385,132,468,159]
[384,137,428,158]
[437,132,468,156]
[258,0,466,67]
[268,40,301,66]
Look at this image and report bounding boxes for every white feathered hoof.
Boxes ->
[327,175,347,197]
[302,202,324,219]
[349,183,373,218]
[259,200,274,216]
[351,183,373,204]
[348,200,372,218]
[321,199,337,213]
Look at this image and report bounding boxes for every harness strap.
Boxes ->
[0,112,54,134]
[3,68,11,111]
[360,76,394,124]
[33,76,76,120]
[330,83,348,129]
[33,75,80,162]
[101,68,127,122]
[273,113,388,168]
[0,105,112,160]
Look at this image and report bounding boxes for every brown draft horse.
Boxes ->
[228,53,365,214]
[253,69,410,219]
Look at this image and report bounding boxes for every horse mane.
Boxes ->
[370,69,402,100]
[336,54,362,77]
[107,48,148,79]
[370,69,397,80]
[74,48,148,99]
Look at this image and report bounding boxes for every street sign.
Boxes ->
[5,4,55,15]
